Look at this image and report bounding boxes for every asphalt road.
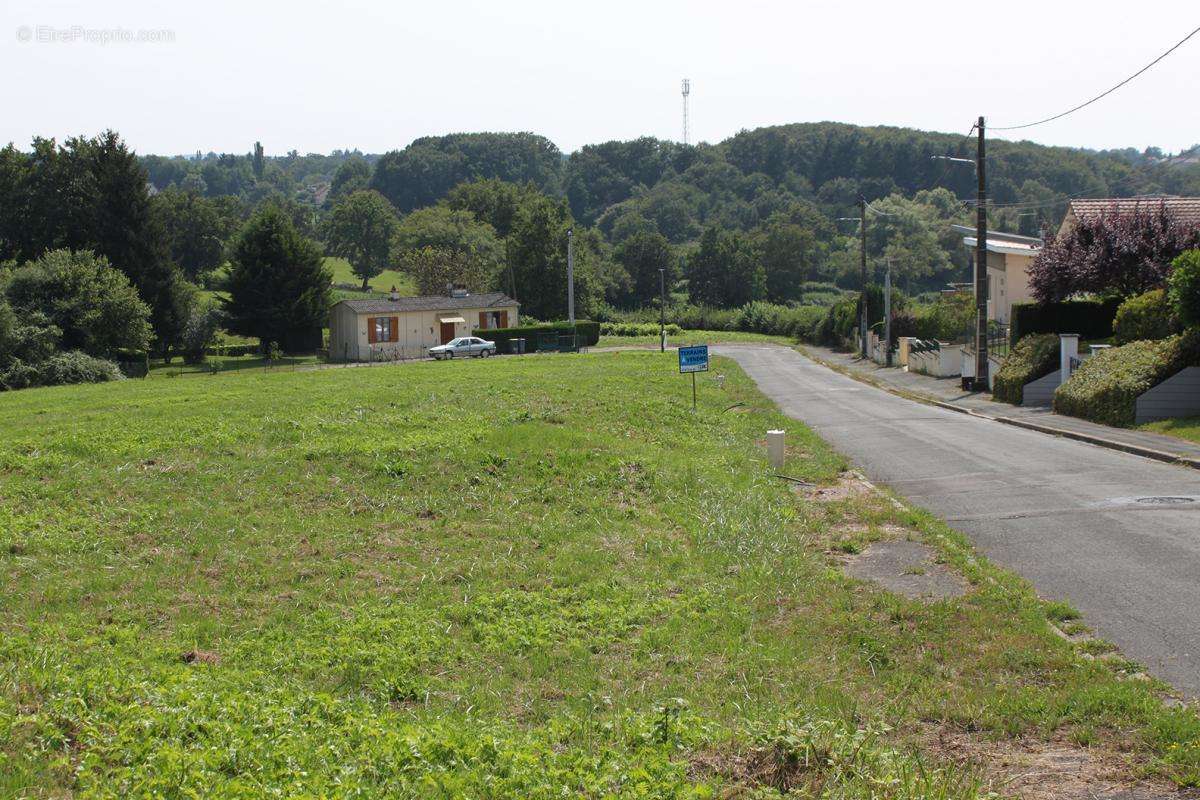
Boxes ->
[716,345,1200,696]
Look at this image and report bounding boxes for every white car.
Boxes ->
[429,336,496,360]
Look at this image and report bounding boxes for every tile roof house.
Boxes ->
[1060,196,1200,235]
[328,287,519,362]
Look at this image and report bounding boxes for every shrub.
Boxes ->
[1168,249,1200,328]
[474,321,600,352]
[993,334,1059,405]
[1054,329,1200,426]
[1112,289,1180,345]
[181,304,224,364]
[911,294,975,341]
[1010,298,1122,343]
[599,322,683,337]
[733,302,819,338]
[36,351,124,386]
[0,351,123,391]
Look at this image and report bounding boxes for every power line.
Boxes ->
[992,24,1200,131]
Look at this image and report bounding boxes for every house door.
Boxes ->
[440,321,456,344]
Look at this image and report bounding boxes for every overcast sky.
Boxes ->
[3,0,1198,157]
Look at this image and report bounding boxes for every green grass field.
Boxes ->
[3,352,1199,797]
[1139,416,1200,446]
[326,256,416,297]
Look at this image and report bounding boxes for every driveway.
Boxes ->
[716,345,1200,696]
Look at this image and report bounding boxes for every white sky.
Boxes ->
[3,0,1198,157]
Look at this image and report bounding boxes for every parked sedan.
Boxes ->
[429,336,496,360]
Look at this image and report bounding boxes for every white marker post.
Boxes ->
[767,429,785,469]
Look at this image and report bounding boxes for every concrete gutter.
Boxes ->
[798,347,1200,472]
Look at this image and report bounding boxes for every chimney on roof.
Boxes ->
[450,283,469,298]
[389,286,399,301]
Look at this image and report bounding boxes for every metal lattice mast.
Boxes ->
[681,79,691,145]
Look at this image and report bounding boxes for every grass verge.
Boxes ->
[2,351,1198,797]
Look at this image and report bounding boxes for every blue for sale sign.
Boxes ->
[678,345,709,374]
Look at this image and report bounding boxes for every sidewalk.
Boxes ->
[801,344,1200,470]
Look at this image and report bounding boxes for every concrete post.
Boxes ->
[1059,334,1079,385]
[767,430,785,469]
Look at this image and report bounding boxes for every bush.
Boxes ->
[733,302,821,338]
[1168,249,1200,328]
[993,334,1059,405]
[181,304,224,364]
[599,322,683,337]
[1054,328,1200,426]
[36,351,124,385]
[0,351,123,391]
[1010,298,1122,343]
[1112,289,1180,345]
[474,321,600,352]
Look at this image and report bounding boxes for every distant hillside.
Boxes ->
[139,124,1200,244]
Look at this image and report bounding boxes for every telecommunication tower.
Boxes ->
[681,79,691,145]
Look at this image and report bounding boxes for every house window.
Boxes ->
[479,310,509,329]
[371,317,394,342]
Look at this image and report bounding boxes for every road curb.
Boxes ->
[799,347,1200,472]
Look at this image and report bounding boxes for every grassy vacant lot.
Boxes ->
[2,352,1199,797]
[326,256,416,297]
[1139,416,1200,446]
[597,330,793,348]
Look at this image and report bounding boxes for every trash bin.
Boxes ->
[515,338,526,354]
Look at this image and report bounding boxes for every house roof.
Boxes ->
[950,224,1043,257]
[1067,197,1200,227]
[336,292,518,315]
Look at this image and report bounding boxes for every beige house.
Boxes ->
[328,288,519,362]
[952,225,1043,325]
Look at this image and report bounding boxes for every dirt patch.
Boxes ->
[797,471,872,503]
[181,649,220,665]
[927,729,1197,800]
[842,539,967,601]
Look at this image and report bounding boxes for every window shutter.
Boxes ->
[367,317,377,344]
[390,317,399,342]
[479,312,487,330]
[500,310,509,328]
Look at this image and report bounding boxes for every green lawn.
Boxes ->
[326,256,416,297]
[147,353,323,378]
[597,330,794,348]
[2,352,1198,797]
[1139,415,1200,445]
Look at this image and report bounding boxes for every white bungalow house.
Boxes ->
[951,225,1043,326]
[328,287,519,362]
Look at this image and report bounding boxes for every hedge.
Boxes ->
[992,333,1059,405]
[600,321,683,337]
[473,321,600,353]
[1010,298,1122,344]
[1053,328,1200,426]
[1112,289,1180,345]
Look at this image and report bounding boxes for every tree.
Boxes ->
[327,156,371,205]
[252,141,265,180]
[221,204,331,352]
[613,230,673,308]
[751,201,831,303]
[686,227,762,307]
[322,190,398,290]
[392,206,503,286]
[504,195,603,320]
[1168,249,1200,328]
[443,178,533,238]
[151,187,227,280]
[4,249,153,355]
[1030,202,1200,302]
[400,246,497,296]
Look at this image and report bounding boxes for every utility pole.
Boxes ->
[859,196,868,359]
[659,268,666,353]
[884,258,892,367]
[974,116,989,389]
[566,228,576,326]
